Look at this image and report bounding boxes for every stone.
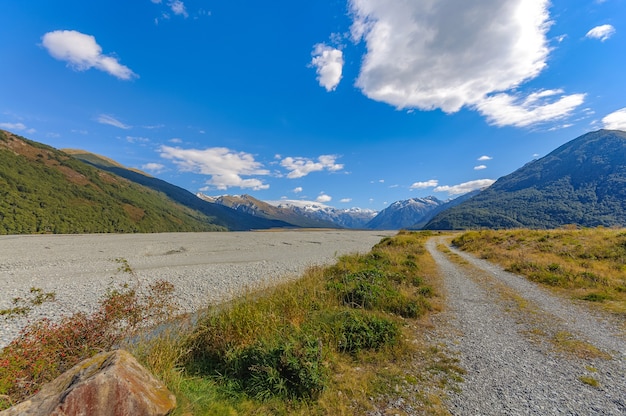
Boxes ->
[1,349,176,416]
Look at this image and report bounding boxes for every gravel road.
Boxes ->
[0,230,393,349]
[426,237,626,415]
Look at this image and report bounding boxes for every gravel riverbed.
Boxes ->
[0,230,393,349]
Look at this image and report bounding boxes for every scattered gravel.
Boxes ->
[0,230,393,349]
[426,237,626,415]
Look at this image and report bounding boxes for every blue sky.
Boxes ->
[1,0,625,211]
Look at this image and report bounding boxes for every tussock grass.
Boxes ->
[452,228,626,316]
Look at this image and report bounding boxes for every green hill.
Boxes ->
[423,130,626,230]
[0,130,227,234]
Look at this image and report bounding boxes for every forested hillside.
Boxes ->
[424,130,626,229]
[0,130,225,234]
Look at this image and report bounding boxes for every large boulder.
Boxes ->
[1,349,176,416]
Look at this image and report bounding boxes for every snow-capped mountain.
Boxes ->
[197,194,340,228]
[365,197,445,230]
[269,200,378,229]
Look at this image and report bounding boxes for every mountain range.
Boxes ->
[2,128,625,234]
[0,130,291,233]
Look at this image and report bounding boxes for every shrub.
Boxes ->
[333,310,399,354]
[238,335,326,401]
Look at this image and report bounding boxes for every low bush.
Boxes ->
[333,310,399,354]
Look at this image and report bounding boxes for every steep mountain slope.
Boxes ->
[197,194,339,228]
[409,190,481,229]
[269,200,378,229]
[424,129,626,229]
[365,197,444,230]
[0,130,224,234]
[67,150,293,231]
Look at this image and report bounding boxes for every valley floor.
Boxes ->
[0,230,394,349]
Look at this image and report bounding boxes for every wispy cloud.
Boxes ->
[0,122,35,134]
[293,187,303,194]
[97,114,131,129]
[280,154,344,179]
[151,0,191,23]
[310,43,344,92]
[126,136,150,143]
[340,198,352,203]
[602,108,626,130]
[41,30,137,80]
[410,180,438,190]
[141,163,165,173]
[476,89,586,128]
[585,24,616,42]
[345,0,584,127]
[434,179,495,195]
[159,145,270,190]
[478,155,492,161]
[474,165,487,170]
[168,0,188,17]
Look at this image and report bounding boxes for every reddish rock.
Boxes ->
[1,350,176,416]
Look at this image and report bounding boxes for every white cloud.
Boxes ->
[0,122,26,130]
[317,194,332,203]
[293,187,303,194]
[97,114,131,129]
[476,90,586,127]
[410,180,438,190]
[340,198,352,203]
[281,154,344,178]
[585,24,616,42]
[602,108,626,130]
[349,0,551,112]
[126,136,150,143]
[0,122,35,134]
[169,138,183,144]
[474,165,487,170]
[311,44,344,91]
[41,30,137,80]
[159,146,270,190]
[478,155,493,161]
[346,0,584,127]
[168,0,188,17]
[434,179,495,195]
[141,163,165,173]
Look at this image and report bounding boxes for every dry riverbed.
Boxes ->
[0,230,394,349]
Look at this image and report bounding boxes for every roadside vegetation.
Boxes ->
[0,231,462,414]
[452,228,626,317]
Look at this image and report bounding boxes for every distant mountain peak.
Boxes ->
[365,196,445,230]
